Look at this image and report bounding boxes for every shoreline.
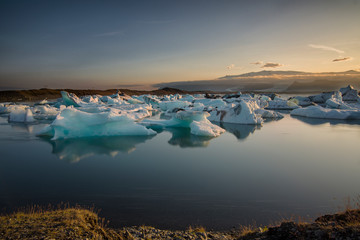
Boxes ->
[1,206,359,239]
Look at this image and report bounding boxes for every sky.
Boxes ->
[0,0,359,90]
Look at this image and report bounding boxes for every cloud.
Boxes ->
[94,31,123,37]
[261,62,284,68]
[226,64,242,70]
[250,61,263,65]
[308,44,344,54]
[332,57,353,62]
[226,64,235,70]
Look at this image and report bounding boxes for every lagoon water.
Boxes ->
[0,113,360,230]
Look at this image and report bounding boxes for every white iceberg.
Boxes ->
[326,91,354,109]
[37,107,156,140]
[290,105,360,120]
[208,100,263,125]
[32,105,60,120]
[0,104,28,114]
[266,99,300,110]
[194,99,227,109]
[158,100,191,112]
[8,108,35,123]
[142,111,225,137]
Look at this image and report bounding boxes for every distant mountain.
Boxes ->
[154,70,360,93]
[218,70,308,79]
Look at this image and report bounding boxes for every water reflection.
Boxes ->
[167,128,213,148]
[216,122,261,140]
[291,115,360,126]
[41,135,155,163]
[10,123,35,133]
[40,122,265,162]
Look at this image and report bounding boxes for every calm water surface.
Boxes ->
[0,113,360,230]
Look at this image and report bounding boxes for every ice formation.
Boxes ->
[61,91,81,107]
[290,106,360,120]
[266,99,300,110]
[8,108,35,123]
[1,85,357,141]
[143,111,225,137]
[37,107,156,139]
[208,100,263,125]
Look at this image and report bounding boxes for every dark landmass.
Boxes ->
[286,79,360,93]
[0,87,209,102]
[154,70,360,93]
[1,207,359,239]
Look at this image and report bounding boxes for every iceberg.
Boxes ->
[32,105,60,120]
[61,91,81,107]
[8,108,35,123]
[325,91,354,109]
[290,105,360,120]
[340,85,359,101]
[0,104,28,114]
[266,99,300,110]
[158,100,192,112]
[37,107,156,140]
[194,99,227,109]
[208,100,263,125]
[142,111,225,137]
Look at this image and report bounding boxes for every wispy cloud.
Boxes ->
[332,57,353,62]
[261,62,284,68]
[250,61,263,65]
[226,64,242,70]
[226,64,235,70]
[308,44,344,54]
[94,31,123,37]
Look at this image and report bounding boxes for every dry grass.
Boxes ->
[0,204,122,240]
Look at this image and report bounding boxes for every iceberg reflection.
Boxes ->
[291,115,360,126]
[166,128,213,148]
[41,135,155,163]
[217,122,261,140]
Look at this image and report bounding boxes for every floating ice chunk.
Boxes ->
[290,105,360,120]
[266,99,300,110]
[260,95,271,102]
[326,91,354,109]
[179,94,195,102]
[339,85,359,101]
[8,108,35,123]
[190,120,225,137]
[309,92,334,103]
[193,99,227,109]
[82,95,100,104]
[188,102,205,111]
[127,97,144,104]
[61,91,81,107]
[32,105,60,120]
[255,109,284,119]
[159,101,191,111]
[37,108,156,139]
[143,96,161,106]
[142,111,225,137]
[38,99,49,105]
[0,104,27,114]
[208,100,263,125]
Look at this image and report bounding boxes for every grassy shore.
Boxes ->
[1,206,360,240]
